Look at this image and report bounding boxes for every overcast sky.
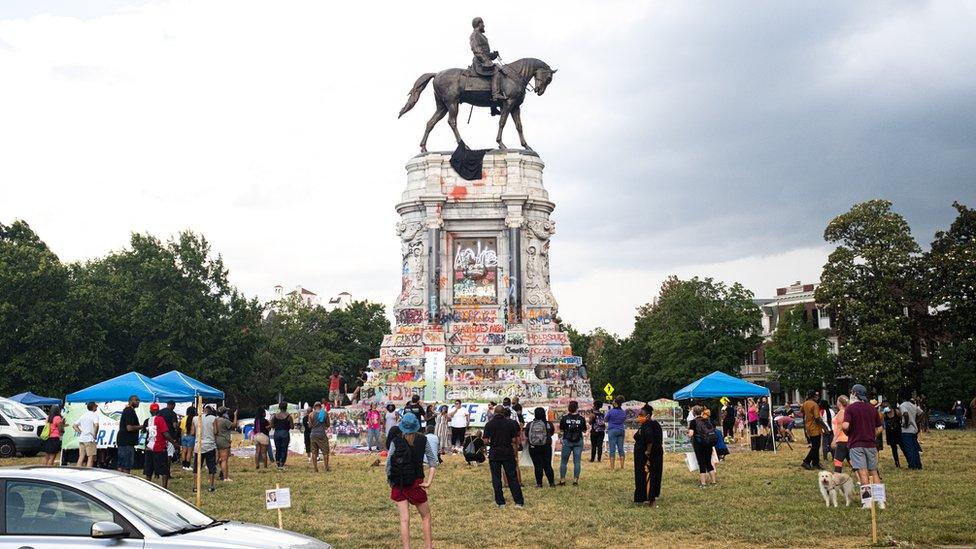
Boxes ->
[2,1,974,336]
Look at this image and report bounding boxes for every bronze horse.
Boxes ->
[398,58,556,153]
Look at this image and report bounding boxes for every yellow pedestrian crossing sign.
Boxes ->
[603,383,614,398]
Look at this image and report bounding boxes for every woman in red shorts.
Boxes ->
[387,413,438,549]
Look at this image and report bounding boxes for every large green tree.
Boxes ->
[815,200,925,393]
[629,276,762,399]
[764,306,838,394]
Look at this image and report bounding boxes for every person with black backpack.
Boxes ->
[525,407,556,488]
[558,400,588,486]
[687,405,717,487]
[589,401,606,463]
[386,413,437,549]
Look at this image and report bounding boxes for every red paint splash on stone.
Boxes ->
[449,185,468,200]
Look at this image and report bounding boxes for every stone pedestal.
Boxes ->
[364,150,591,411]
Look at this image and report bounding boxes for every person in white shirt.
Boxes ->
[898,393,923,469]
[72,402,100,467]
[447,400,470,453]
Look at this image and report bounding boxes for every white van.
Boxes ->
[0,397,46,457]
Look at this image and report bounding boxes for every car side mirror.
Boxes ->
[91,521,126,539]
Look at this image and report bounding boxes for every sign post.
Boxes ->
[266,485,291,529]
[603,383,614,402]
[861,483,885,543]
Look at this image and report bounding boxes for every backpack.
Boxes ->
[593,413,606,433]
[528,420,549,448]
[695,419,717,445]
[564,415,583,443]
[388,435,419,488]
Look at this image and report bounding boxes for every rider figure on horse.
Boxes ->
[469,17,507,105]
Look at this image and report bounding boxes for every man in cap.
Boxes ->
[842,384,884,507]
[144,403,176,488]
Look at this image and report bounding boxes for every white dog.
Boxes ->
[818,470,856,507]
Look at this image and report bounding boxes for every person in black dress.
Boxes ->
[633,404,663,507]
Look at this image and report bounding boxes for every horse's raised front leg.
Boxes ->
[512,106,531,151]
[447,102,463,145]
[496,103,512,150]
[420,103,448,153]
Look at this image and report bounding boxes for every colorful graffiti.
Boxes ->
[395,308,427,325]
[453,238,498,305]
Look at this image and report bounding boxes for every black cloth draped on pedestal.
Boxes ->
[450,141,490,181]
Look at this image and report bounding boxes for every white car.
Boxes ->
[0,466,331,548]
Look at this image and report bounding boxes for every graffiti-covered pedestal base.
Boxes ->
[363,150,591,412]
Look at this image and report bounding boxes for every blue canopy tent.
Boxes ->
[673,371,775,453]
[152,371,224,400]
[8,392,61,406]
[65,372,195,403]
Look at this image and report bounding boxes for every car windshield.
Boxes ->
[0,401,33,420]
[87,475,214,535]
[25,406,46,420]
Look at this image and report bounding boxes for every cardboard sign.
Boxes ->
[265,487,291,510]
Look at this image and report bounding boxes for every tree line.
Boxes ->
[569,200,975,411]
[0,221,389,408]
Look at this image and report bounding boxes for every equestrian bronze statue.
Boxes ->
[398,17,557,153]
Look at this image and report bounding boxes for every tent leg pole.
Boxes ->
[770,389,777,454]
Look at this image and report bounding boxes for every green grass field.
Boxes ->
[5,430,976,547]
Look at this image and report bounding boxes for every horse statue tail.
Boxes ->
[398,73,436,118]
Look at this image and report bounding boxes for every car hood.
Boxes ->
[157,521,330,549]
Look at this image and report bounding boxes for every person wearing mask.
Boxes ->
[143,403,176,488]
[252,408,271,470]
[830,395,850,472]
[272,402,294,470]
[116,396,141,473]
[385,403,401,444]
[434,405,450,455]
[308,401,331,472]
[687,405,717,487]
[633,404,663,507]
[525,407,555,488]
[819,399,833,463]
[589,400,606,463]
[301,405,313,460]
[558,400,588,486]
[180,406,197,470]
[483,405,525,507]
[605,396,627,470]
[447,400,469,454]
[73,402,100,468]
[386,413,437,549]
[898,391,923,469]
[215,407,239,482]
[881,401,904,468]
[366,402,383,452]
[801,390,825,470]
[194,405,219,493]
[40,405,64,466]
[843,384,884,507]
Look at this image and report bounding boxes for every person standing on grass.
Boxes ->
[385,403,401,444]
[404,395,425,427]
[511,396,525,425]
[525,407,556,488]
[634,404,663,507]
[329,370,345,408]
[143,403,176,489]
[448,400,469,454]
[116,396,141,473]
[41,405,64,466]
[758,397,771,436]
[830,395,850,472]
[215,407,238,482]
[308,402,331,472]
[483,405,525,507]
[898,391,923,470]
[722,399,735,442]
[606,396,627,470]
[819,399,833,462]
[366,402,383,452]
[195,405,219,493]
[735,402,747,440]
[688,405,717,487]
[747,399,759,436]
[434,405,450,455]
[801,390,825,470]
[180,406,196,470]
[952,400,966,430]
[387,413,437,549]
[272,402,294,470]
[159,401,180,466]
[73,402,100,467]
[589,400,606,463]
[301,405,313,460]
[558,400,587,486]
[424,405,437,435]
[252,408,271,470]
[843,384,884,507]
[881,401,904,468]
